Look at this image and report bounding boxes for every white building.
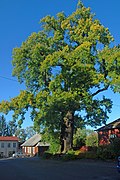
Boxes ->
[0,136,19,157]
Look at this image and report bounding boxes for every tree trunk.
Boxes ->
[60,111,74,153]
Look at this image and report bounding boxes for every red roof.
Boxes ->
[0,136,19,141]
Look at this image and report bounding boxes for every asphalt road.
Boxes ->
[0,157,119,180]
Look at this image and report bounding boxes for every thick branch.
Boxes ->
[92,85,109,97]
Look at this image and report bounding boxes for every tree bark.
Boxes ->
[60,111,74,153]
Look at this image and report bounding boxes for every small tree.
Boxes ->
[0,115,8,136]
[86,132,98,147]
[25,126,36,139]
[42,129,60,154]
[15,128,27,142]
[73,128,87,147]
[7,120,17,136]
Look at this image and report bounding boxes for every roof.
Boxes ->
[96,118,120,131]
[0,136,19,141]
[21,134,41,147]
[37,142,50,147]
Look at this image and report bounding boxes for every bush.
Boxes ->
[61,150,77,161]
[48,141,60,154]
[111,138,120,157]
[42,130,60,154]
[42,137,120,161]
[85,151,97,159]
[97,145,115,160]
[74,150,81,156]
[42,152,53,159]
[97,138,120,160]
[73,128,86,147]
[86,132,98,147]
[61,149,98,161]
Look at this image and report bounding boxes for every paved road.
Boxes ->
[0,157,119,180]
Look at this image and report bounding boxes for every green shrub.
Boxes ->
[77,152,86,159]
[97,138,120,160]
[86,132,98,147]
[111,138,120,157]
[61,154,75,161]
[60,150,77,161]
[42,152,53,159]
[85,151,97,159]
[48,140,60,154]
[42,130,60,154]
[73,128,86,147]
[66,149,75,155]
[74,150,81,156]
[97,145,115,160]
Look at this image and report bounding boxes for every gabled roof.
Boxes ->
[21,134,41,147]
[96,118,120,131]
[0,136,19,141]
[37,142,50,147]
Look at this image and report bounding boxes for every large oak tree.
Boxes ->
[0,1,120,152]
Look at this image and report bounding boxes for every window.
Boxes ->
[28,147,31,153]
[33,147,35,154]
[13,143,16,148]
[25,147,26,153]
[8,143,11,148]
[8,151,13,157]
[1,143,4,148]
[0,152,4,158]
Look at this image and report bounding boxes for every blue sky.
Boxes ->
[0,0,120,128]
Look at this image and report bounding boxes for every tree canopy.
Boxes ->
[0,1,120,151]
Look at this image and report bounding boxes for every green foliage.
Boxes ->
[86,132,98,147]
[97,139,120,160]
[25,126,36,139]
[42,152,53,159]
[49,140,60,154]
[73,128,98,147]
[15,126,37,142]
[0,115,18,136]
[84,151,97,159]
[61,150,77,161]
[97,145,115,160]
[7,120,17,136]
[42,129,60,154]
[15,128,27,142]
[74,150,98,159]
[60,149,97,161]
[0,115,8,136]
[73,128,87,147]
[110,138,120,157]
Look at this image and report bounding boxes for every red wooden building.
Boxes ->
[21,134,50,156]
[96,118,120,145]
